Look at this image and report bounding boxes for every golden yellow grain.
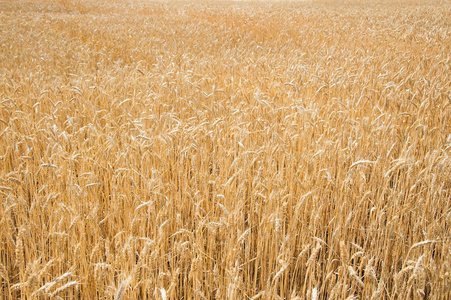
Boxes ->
[0,0,450,298]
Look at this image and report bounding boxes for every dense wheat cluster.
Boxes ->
[1,0,450,298]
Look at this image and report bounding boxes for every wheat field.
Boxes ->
[0,0,450,299]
